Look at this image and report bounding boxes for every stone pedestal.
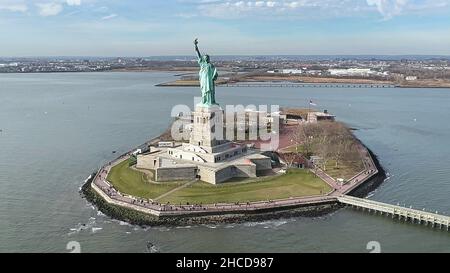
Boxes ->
[189,105,225,150]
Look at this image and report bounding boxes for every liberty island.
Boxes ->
[81,41,450,231]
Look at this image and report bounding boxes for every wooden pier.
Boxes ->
[338,195,450,230]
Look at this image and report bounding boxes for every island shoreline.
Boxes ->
[80,142,387,227]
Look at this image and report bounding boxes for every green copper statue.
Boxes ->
[194,38,219,107]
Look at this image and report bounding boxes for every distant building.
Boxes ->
[405,76,418,81]
[306,70,322,76]
[328,68,382,77]
[282,69,303,74]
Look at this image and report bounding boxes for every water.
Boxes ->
[1,72,450,253]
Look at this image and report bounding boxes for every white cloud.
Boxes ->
[101,13,117,20]
[0,0,28,12]
[33,0,85,17]
[284,1,299,8]
[255,1,265,7]
[266,1,277,8]
[36,2,63,16]
[366,0,409,19]
[196,0,450,19]
[66,0,81,6]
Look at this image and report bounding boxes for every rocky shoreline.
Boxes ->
[80,146,387,227]
[81,178,339,226]
[347,147,387,198]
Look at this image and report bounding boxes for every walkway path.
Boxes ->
[310,143,378,196]
[90,140,378,217]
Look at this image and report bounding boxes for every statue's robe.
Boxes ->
[198,56,218,106]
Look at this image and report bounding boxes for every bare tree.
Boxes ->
[293,122,322,158]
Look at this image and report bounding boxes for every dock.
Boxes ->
[338,195,450,230]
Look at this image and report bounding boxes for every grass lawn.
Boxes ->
[323,159,364,181]
[107,159,185,199]
[158,169,332,204]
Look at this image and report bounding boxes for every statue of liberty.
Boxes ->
[194,38,219,107]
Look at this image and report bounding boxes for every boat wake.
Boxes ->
[243,219,291,228]
[68,217,102,235]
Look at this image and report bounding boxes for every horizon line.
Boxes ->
[2,54,450,59]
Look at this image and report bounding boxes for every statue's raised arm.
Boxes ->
[194,38,201,60]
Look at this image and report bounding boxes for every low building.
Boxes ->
[405,76,418,81]
[279,153,308,169]
[307,110,336,123]
[282,69,303,74]
[329,68,372,77]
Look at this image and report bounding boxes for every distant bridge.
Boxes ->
[220,83,397,88]
[338,195,450,231]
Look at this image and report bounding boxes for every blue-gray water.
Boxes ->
[1,72,450,253]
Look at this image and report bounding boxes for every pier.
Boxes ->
[338,195,450,230]
[220,83,397,88]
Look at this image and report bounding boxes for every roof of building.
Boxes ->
[279,153,308,164]
[309,112,336,117]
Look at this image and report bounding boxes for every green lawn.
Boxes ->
[107,159,185,199]
[159,169,332,204]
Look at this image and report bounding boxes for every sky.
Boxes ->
[0,0,450,56]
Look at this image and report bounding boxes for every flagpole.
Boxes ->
[308,99,310,122]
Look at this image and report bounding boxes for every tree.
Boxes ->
[293,122,320,158]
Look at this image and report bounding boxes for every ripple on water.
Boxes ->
[243,219,291,229]
[176,226,192,229]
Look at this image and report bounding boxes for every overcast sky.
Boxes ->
[1,0,450,56]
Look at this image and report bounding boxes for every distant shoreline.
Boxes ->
[154,73,450,89]
[2,69,450,88]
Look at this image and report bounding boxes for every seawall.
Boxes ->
[82,179,339,226]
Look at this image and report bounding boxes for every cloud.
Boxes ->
[33,0,84,17]
[0,0,28,12]
[36,2,63,16]
[101,13,117,20]
[195,0,450,19]
[66,0,81,6]
[197,1,362,18]
[366,0,409,19]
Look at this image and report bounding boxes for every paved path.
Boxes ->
[310,143,378,196]
[90,140,378,217]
